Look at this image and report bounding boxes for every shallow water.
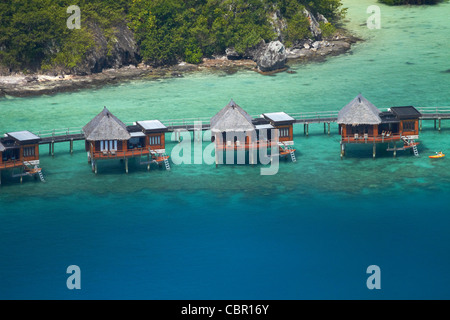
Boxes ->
[1,0,450,299]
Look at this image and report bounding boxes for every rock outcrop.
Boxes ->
[303,9,322,40]
[254,41,287,72]
[73,23,139,75]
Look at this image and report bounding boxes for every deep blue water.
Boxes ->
[2,186,450,299]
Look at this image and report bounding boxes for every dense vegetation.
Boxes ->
[0,0,345,73]
[379,0,446,4]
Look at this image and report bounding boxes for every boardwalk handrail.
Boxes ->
[417,106,450,114]
[25,106,450,138]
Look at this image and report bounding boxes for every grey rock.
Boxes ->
[317,13,329,24]
[303,9,322,40]
[255,41,287,72]
[225,47,241,60]
[73,22,139,75]
[312,41,321,49]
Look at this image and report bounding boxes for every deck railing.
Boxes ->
[22,106,450,139]
[342,134,402,144]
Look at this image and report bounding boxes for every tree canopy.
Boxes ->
[0,0,345,72]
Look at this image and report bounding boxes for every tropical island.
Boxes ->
[0,0,356,96]
[0,0,446,97]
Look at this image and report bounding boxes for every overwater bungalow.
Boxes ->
[338,94,421,158]
[0,130,44,184]
[210,99,296,166]
[83,107,169,173]
[261,112,296,160]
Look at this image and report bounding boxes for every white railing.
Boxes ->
[32,127,84,138]
[416,107,450,114]
[289,110,339,121]
[23,106,450,138]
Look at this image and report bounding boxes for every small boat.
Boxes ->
[429,152,445,159]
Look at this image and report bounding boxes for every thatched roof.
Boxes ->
[210,99,255,132]
[337,94,382,125]
[83,107,131,141]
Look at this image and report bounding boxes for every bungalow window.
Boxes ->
[278,127,290,138]
[403,121,415,131]
[100,140,117,151]
[149,135,161,146]
[23,146,35,157]
[128,137,144,149]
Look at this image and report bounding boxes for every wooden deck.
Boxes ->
[341,134,402,144]
[17,106,449,149]
[91,149,151,160]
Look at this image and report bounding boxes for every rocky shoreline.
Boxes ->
[0,31,360,98]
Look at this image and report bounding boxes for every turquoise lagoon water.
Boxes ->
[1,0,450,299]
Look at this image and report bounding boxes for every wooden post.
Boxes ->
[306,123,309,137]
[393,142,397,158]
[439,118,441,132]
[324,123,326,134]
[303,124,306,135]
[94,161,98,175]
[51,141,55,157]
[340,142,344,159]
[373,143,376,159]
[420,119,422,131]
[125,158,129,174]
[147,154,150,171]
[328,122,330,135]
[70,139,73,155]
[434,119,437,130]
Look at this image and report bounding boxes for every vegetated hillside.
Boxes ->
[0,0,346,75]
[379,0,445,5]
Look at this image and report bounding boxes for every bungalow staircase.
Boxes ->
[287,146,297,163]
[279,142,297,163]
[163,154,171,170]
[23,161,45,182]
[401,136,419,157]
[36,166,45,182]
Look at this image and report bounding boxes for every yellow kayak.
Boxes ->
[429,152,445,159]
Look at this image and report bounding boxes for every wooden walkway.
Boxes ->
[29,106,450,150]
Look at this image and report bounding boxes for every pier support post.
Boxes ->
[306,123,309,137]
[434,119,437,130]
[324,123,326,134]
[373,144,376,159]
[215,147,219,168]
[147,154,150,171]
[328,122,331,135]
[70,139,73,155]
[303,124,306,135]
[393,142,397,158]
[51,141,55,157]
[92,160,97,174]
[49,143,51,155]
[125,158,129,174]
[439,118,441,132]
[420,119,423,131]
